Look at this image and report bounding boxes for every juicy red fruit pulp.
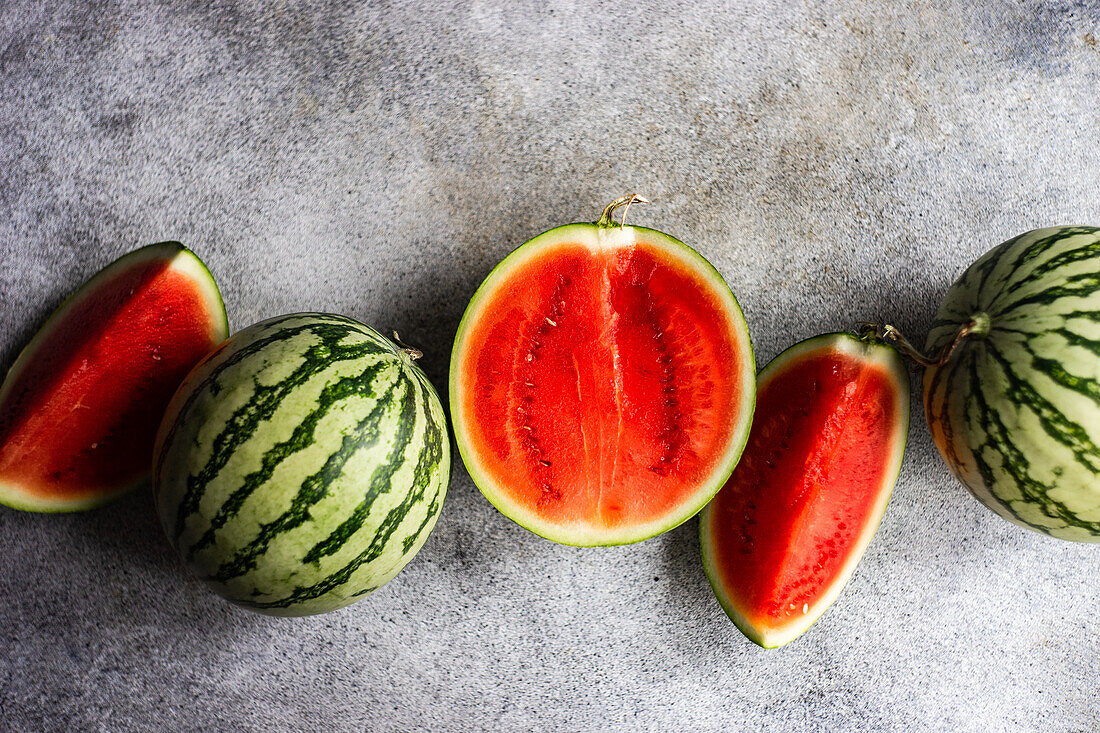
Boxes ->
[461,238,746,534]
[0,255,223,504]
[706,344,901,633]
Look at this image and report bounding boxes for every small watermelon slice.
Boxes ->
[0,242,228,512]
[700,332,908,648]
[451,197,756,546]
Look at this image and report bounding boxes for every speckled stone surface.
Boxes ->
[2,1,1099,730]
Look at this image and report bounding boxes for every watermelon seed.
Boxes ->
[802,604,808,614]
[545,317,557,327]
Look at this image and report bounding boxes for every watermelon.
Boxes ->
[924,225,1100,541]
[700,332,909,648]
[0,242,228,512]
[152,313,450,616]
[451,196,755,546]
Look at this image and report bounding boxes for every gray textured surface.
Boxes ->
[1,1,1099,730]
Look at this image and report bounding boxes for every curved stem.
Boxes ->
[860,313,990,368]
[596,193,650,230]
[390,331,423,361]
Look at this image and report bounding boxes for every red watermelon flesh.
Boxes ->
[451,223,755,546]
[0,243,228,512]
[700,333,908,648]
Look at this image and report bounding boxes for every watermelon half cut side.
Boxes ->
[0,242,228,512]
[451,199,756,546]
[700,332,908,648]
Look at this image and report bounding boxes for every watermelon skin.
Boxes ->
[153,313,450,616]
[700,333,908,648]
[0,242,228,513]
[925,226,1100,542]
[451,215,755,547]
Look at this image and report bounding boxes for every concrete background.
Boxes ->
[1,1,1099,730]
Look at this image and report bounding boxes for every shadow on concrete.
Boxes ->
[78,482,178,574]
[0,292,67,379]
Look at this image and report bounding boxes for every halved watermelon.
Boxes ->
[0,242,228,512]
[700,332,908,648]
[451,197,756,546]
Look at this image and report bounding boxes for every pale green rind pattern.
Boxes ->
[925,225,1100,541]
[153,313,450,616]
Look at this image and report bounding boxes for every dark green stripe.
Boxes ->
[1006,236,1100,294]
[995,325,1100,359]
[155,315,372,472]
[238,373,447,610]
[926,346,974,478]
[300,374,420,564]
[402,493,443,553]
[970,234,1020,308]
[1047,327,1100,359]
[967,356,1042,507]
[963,356,1029,528]
[993,227,1098,296]
[983,346,1100,473]
[349,584,380,598]
[993,331,1100,408]
[929,315,964,334]
[1032,356,1100,409]
[171,322,390,541]
[398,373,448,553]
[183,361,393,561]
[995,271,1100,318]
[206,372,408,583]
[1049,309,1100,324]
[994,310,1100,336]
[968,353,1100,535]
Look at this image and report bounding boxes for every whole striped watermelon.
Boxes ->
[153,313,450,615]
[924,226,1100,541]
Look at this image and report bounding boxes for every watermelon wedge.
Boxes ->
[700,332,908,648]
[451,197,756,546]
[0,242,228,512]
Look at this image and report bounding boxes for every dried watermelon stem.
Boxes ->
[859,314,990,368]
[596,194,650,230]
[390,331,423,361]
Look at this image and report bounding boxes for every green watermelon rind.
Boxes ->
[923,225,1100,542]
[450,221,756,547]
[699,332,910,649]
[0,242,228,513]
[153,313,451,616]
